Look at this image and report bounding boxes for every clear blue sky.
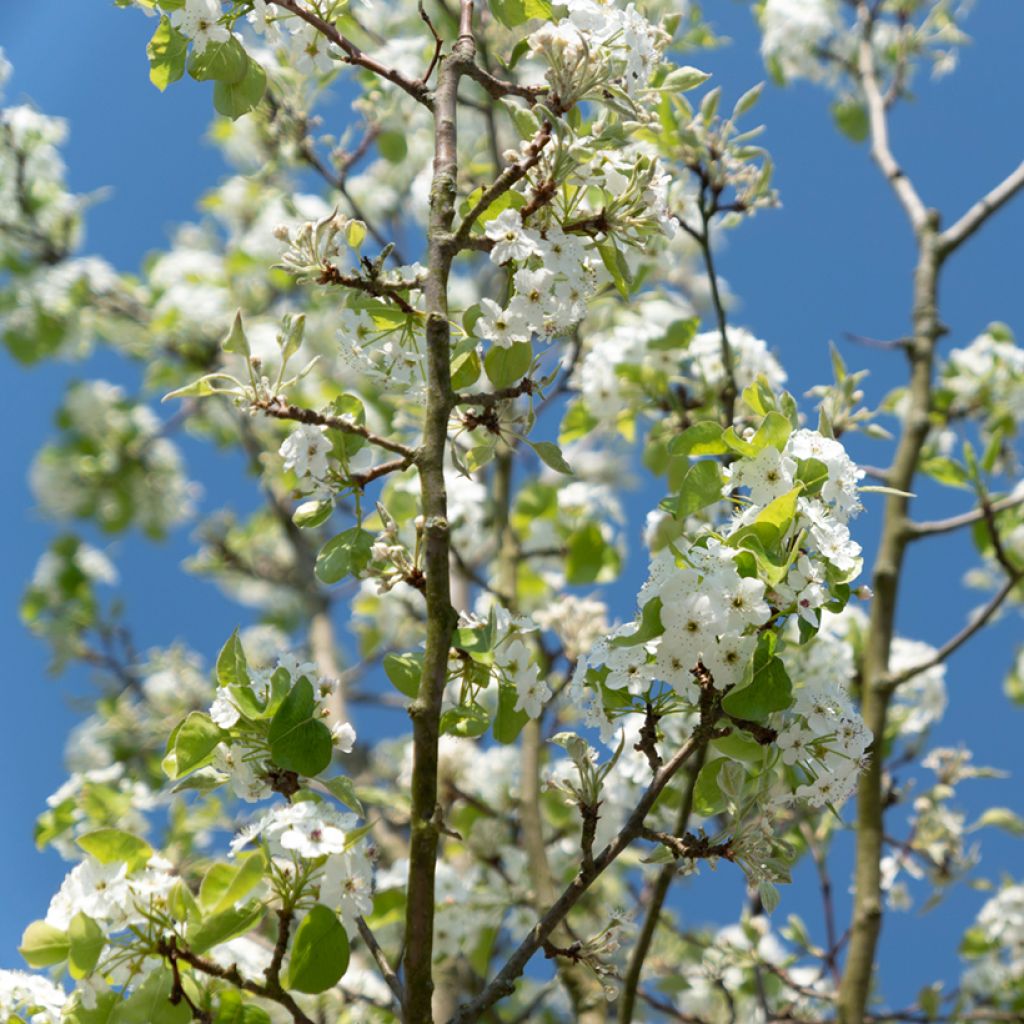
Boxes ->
[2,0,1023,1007]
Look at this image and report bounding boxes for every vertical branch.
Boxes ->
[489,448,607,1021]
[837,11,945,1020]
[401,7,475,1022]
[697,200,738,425]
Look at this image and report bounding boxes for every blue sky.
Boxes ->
[2,0,1023,1007]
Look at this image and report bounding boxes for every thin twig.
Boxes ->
[884,572,1022,688]
[451,686,725,1024]
[855,1,928,233]
[268,0,434,109]
[251,397,416,458]
[356,915,405,1009]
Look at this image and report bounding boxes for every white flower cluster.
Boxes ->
[568,426,869,808]
[0,68,81,262]
[941,324,1024,428]
[3,257,123,361]
[687,327,788,400]
[148,238,232,331]
[759,0,842,84]
[247,0,343,75]
[963,884,1024,998]
[528,0,667,105]
[773,678,870,808]
[30,380,198,536]
[232,803,373,928]
[0,970,66,1024]
[481,212,597,344]
[46,854,177,932]
[337,304,426,394]
[171,0,229,53]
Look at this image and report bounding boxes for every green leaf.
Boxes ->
[172,711,224,778]
[222,310,250,357]
[19,920,69,968]
[68,913,105,979]
[199,851,267,915]
[315,528,375,584]
[147,17,187,91]
[484,341,532,388]
[281,313,305,360]
[161,374,227,401]
[323,776,365,816]
[112,968,190,1024]
[751,411,793,452]
[489,0,553,28]
[441,703,490,738]
[216,628,250,689]
[758,881,780,914]
[669,421,726,458]
[213,990,273,1024]
[722,637,792,720]
[493,682,529,743]
[450,347,481,390]
[566,522,606,585]
[831,99,869,142]
[377,131,408,163]
[383,653,423,699]
[502,99,541,141]
[722,426,757,458]
[920,456,970,489]
[918,984,942,1021]
[559,400,598,445]
[733,82,764,118]
[268,677,334,777]
[972,807,1024,836]
[76,829,154,871]
[673,460,723,518]
[189,37,248,83]
[692,757,728,817]
[213,60,267,120]
[795,457,829,497]
[287,905,350,994]
[597,240,632,298]
[187,901,265,956]
[753,486,801,533]
[611,598,663,647]
[658,65,712,93]
[528,440,573,475]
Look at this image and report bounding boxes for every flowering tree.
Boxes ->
[3,1,1024,1023]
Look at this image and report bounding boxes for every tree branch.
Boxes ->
[157,935,315,1024]
[268,0,434,109]
[449,123,554,254]
[462,62,548,104]
[251,397,416,458]
[450,700,723,1024]
[356,915,405,1010]
[616,744,707,1024]
[939,160,1024,256]
[855,2,928,234]
[907,487,1024,539]
[400,6,475,1020]
[884,571,1022,689]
